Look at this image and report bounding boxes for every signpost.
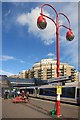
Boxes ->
[57,86,62,95]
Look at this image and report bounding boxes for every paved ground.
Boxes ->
[0,98,2,120]
[2,97,79,119]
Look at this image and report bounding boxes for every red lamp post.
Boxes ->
[37,4,74,117]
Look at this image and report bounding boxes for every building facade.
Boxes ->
[25,58,76,81]
[74,72,79,81]
[9,58,78,81]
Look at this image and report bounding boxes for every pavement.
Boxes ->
[0,98,2,120]
[2,97,79,119]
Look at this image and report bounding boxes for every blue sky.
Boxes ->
[0,2,78,76]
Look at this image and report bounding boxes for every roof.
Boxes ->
[0,76,35,83]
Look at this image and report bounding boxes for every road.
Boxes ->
[2,97,79,119]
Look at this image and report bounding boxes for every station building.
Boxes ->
[0,75,47,97]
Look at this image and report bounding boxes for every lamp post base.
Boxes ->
[56,94,61,117]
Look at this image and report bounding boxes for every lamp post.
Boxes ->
[37,4,74,117]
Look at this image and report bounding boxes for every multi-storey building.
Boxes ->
[9,75,18,78]
[18,70,28,79]
[10,58,78,81]
[9,70,29,79]
[26,58,76,81]
[74,71,79,81]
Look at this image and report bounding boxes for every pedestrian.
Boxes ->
[17,90,20,96]
[4,92,6,99]
[22,90,25,97]
[5,91,8,99]
[26,91,29,100]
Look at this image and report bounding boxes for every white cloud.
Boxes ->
[16,4,78,45]
[60,3,78,29]
[59,3,78,68]
[0,70,14,76]
[60,33,78,68]
[16,4,78,69]
[20,60,25,63]
[47,53,54,57]
[0,55,25,64]
[17,7,56,45]
[17,13,27,26]
[0,55,15,61]
[47,52,56,58]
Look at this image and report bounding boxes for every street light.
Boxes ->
[37,15,47,29]
[37,4,74,117]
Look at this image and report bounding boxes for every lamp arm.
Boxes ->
[58,12,71,29]
[40,13,56,26]
[41,4,58,16]
[40,4,59,27]
[59,24,71,30]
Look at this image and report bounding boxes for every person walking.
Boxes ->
[22,90,25,97]
[26,91,29,100]
[17,90,20,96]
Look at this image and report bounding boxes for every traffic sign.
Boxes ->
[56,86,62,94]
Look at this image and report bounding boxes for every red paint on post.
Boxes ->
[56,100,60,117]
